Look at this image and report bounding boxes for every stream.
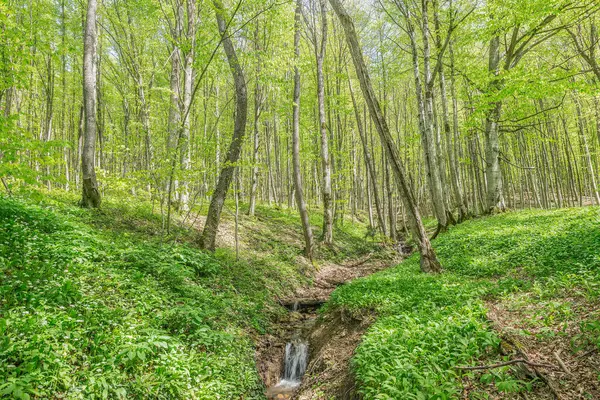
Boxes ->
[260,255,400,399]
[268,338,309,397]
[265,302,319,399]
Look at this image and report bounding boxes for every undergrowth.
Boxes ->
[328,207,600,399]
[0,190,378,399]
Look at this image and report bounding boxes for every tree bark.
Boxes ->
[314,0,333,244]
[348,78,387,236]
[484,36,506,213]
[448,39,469,220]
[248,22,263,216]
[574,95,600,205]
[420,0,450,233]
[81,0,101,208]
[179,0,197,212]
[198,0,248,251]
[397,0,448,234]
[329,0,441,273]
[292,0,314,259]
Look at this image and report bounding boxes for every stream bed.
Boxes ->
[265,303,319,399]
[259,255,398,399]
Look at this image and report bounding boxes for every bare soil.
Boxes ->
[294,311,373,400]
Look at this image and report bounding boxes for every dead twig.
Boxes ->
[487,310,564,400]
[456,358,557,371]
[553,349,572,376]
[576,348,597,359]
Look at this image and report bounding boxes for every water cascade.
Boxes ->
[282,339,309,384]
[267,336,310,398]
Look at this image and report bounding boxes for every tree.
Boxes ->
[292,0,315,259]
[198,0,248,251]
[392,0,452,236]
[329,0,441,273]
[81,0,101,208]
[305,0,334,244]
[248,21,264,217]
[481,0,575,213]
[179,0,198,212]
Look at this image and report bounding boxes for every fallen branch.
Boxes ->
[487,311,564,399]
[553,349,572,376]
[456,358,556,371]
[343,253,374,268]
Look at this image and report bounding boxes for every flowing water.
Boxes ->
[266,312,314,399]
[267,336,309,398]
[282,339,309,384]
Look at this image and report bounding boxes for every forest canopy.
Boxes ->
[2,0,599,238]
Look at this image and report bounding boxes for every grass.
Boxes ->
[0,189,379,399]
[326,207,600,399]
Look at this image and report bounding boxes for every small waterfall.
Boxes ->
[268,338,309,397]
[282,339,308,383]
[266,302,317,399]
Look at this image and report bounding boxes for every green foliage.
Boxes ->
[0,190,381,398]
[0,195,266,399]
[328,207,600,398]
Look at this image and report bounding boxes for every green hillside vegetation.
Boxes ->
[0,191,378,399]
[327,208,600,398]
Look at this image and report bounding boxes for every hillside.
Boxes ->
[3,191,599,399]
[0,191,382,399]
[301,207,600,399]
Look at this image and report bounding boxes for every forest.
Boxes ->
[1,0,600,398]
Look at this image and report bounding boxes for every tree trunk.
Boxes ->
[248,22,262,216]
[198,0,248,251]
[314,0,333,244]
[574,95,600,205]
[348,79,387,236]
[329,0,441,273]
[420,0,450,233]
[81,0,101,208]
[292,0,314,259]
[448,39,469,220]
[179,0,197,212]
[484,36,506,213]
[399,0,448,234]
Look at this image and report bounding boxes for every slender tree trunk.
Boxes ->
[329,0,441,273]
[400,0,448,234]
[385,160,397,241]
[166,0,182,206]
[179,0,197,212]
[484,36,506,213]
[314,0,333,244]
[349,78,387,236]
[448,40,468,219]
[198,0,248,251]
[574,95,600,205]
[421,0,450,233]
[81,0,101,208]
[248,23,262,216]
[292,0,314,259]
